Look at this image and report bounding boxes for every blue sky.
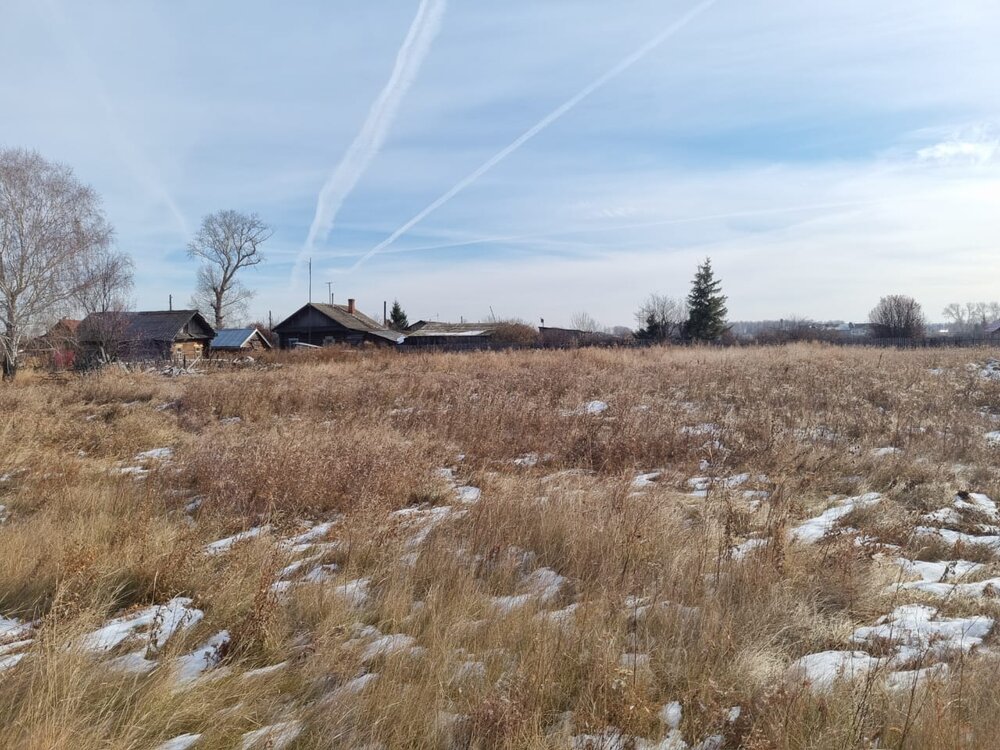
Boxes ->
[3,0,999,327]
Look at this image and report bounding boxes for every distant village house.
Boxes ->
[273,300,402,347]
[209,327,274,353]
[78,309,216,363]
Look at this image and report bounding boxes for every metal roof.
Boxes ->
[210,328,265,349]
[404,321,498,337]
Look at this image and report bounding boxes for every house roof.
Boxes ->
[985,320,1000,334]
[79,310,215,343]
[210,328,273,350]
[404,321,498,337]
[275,303,401,343]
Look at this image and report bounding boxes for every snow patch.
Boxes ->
[790,493,881,544]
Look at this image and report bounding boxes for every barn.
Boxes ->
[78,310,216,363]
[209,328,274,353]
[273,300,402,347]
[401,321,499,349]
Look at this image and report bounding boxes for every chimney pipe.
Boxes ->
[347,298,356,315]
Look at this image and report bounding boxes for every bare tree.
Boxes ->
[943,301,1000,334]
[869,295,926,339]
[0,148,114,379]
[569,311,604,332]
[188,210,271,329]
[75,247,134,315]
[634,293,687,341]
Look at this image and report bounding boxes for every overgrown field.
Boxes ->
[4,345,1000,749]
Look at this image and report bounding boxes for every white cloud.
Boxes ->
[918,128,1000,165]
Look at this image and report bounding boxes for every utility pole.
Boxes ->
[308,258,312,303]
[326,282,333,306]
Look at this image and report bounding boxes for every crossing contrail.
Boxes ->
[347,0,718,272]
[334,197,888,259]
[296,0,447,280]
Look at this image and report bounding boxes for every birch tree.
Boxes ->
[0,148,115,379]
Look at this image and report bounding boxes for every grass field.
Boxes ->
[4,344,1000,749]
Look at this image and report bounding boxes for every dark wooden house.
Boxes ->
[273,300,402,347]
[209,327,274,353]
[78,310,215,363]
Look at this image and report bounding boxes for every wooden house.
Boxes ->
[78,310,215,363]
[209,327,274,353]
[273,300,402,347]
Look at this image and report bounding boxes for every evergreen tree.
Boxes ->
[388,299,409,331]
[683,258,728,341]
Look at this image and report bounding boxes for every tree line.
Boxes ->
[1,148,271,379]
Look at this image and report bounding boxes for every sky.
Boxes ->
[2,0,999,328]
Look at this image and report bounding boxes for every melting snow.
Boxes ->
[492,567,567,612]
[155,734,202,750]
[334,578,371,608]
[135,447,174,462]
[361,634,417,662]
[173,630,230,686]
[789,650,884,691]
[562,400,609,416]
[455,486,481,504]
[790,493,881,543]
[632,471,662,489]
[204,526,270,555]
[79,597,203,653]
[851,604,993,663]
[240,720,302,750]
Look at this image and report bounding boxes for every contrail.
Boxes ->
[40,0,190,237]
[296,0,447,280]
[348,0,718,272]
[334,197,889,259]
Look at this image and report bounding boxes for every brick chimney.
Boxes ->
[347,298,356,315]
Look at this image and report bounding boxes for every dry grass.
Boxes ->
[3,344,1000,748]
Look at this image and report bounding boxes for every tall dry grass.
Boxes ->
[2,344,1000,748]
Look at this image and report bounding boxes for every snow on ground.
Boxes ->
[562,400,609,417]
[334,578,371,608]
[731,538,768,560]
[888,558,1000,598]
[361,634,418,662]
[788,650,885,692]
[632,471,662,489]
[240,720,302,749]
[204,526,271,555]
[851,604,993,663]
[872,446,902,458]
[134,447,174,462]
[173,630,230,686]
[492,567,567,612]
[79,597,203,653]
[790,493,881,543]
[155,734,202,750]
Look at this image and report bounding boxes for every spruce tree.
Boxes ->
[388,299,409,331]
[684,258,728,341]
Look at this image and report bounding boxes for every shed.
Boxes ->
[78,310,215,362]
[401,320,500,348]
[210,328,273,352]
[273,300,401,348]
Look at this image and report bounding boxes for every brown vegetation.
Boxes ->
[3,345,1000,748]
